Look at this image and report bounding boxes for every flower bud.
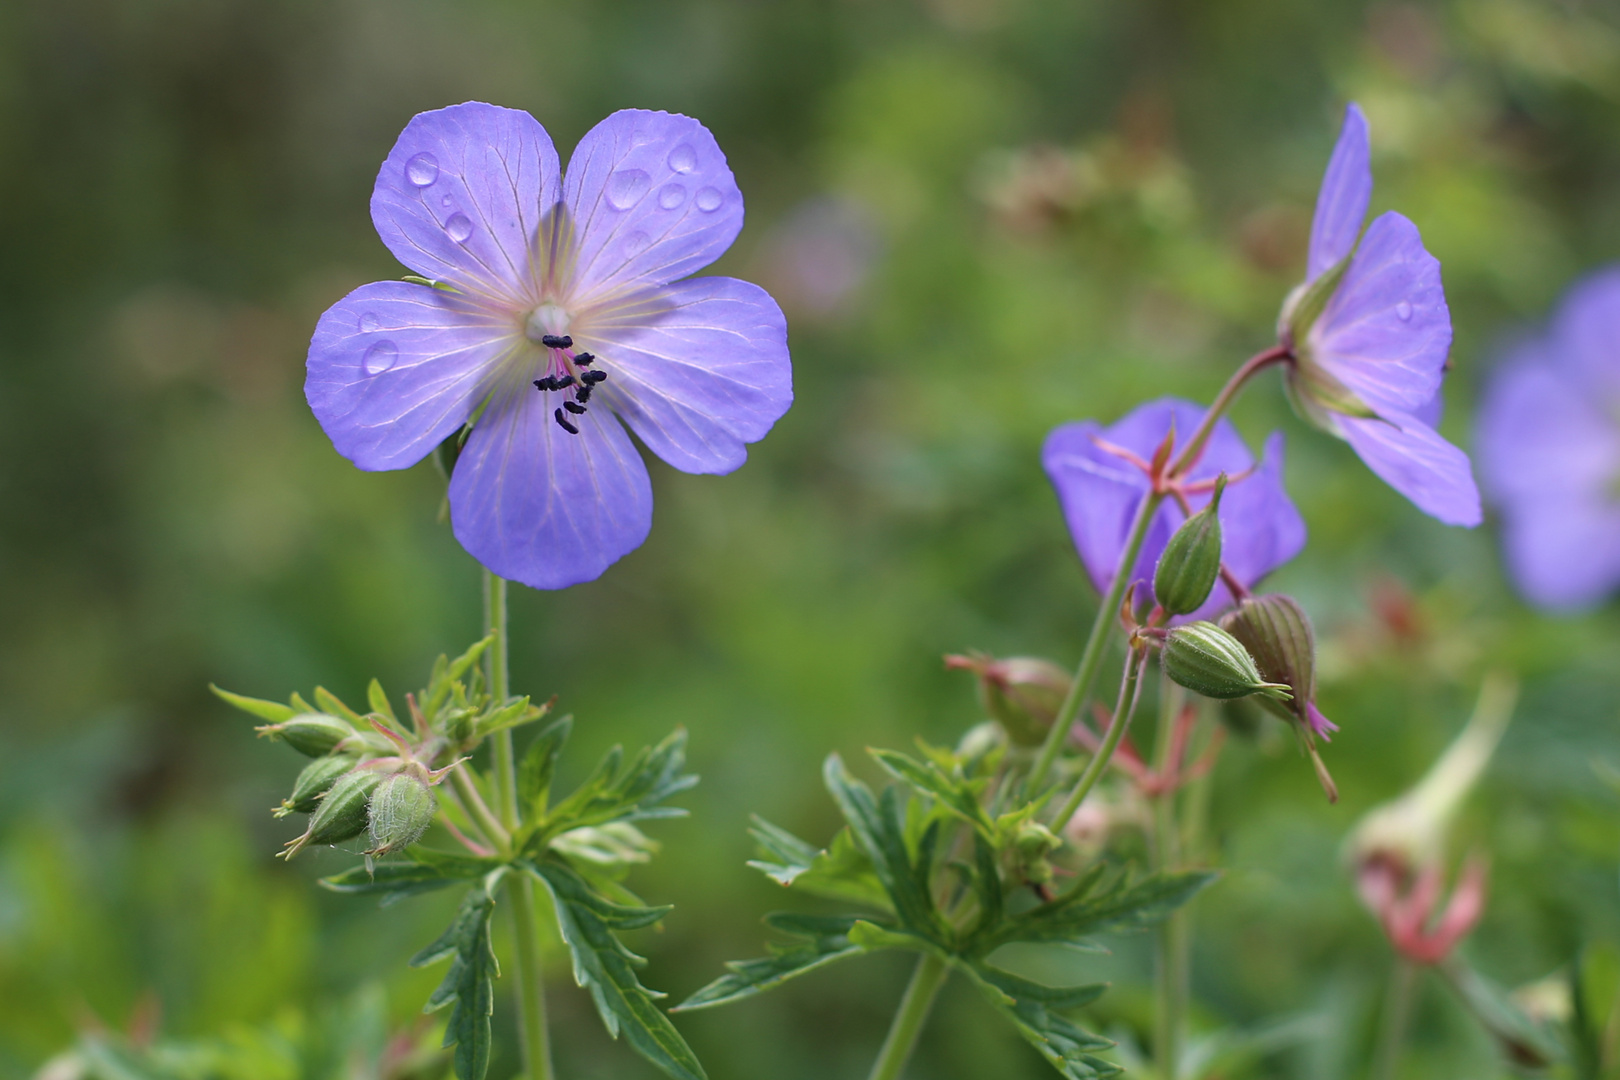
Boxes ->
[282,767,382,859]
[946,653,1071,746]
[1010,821,1062,886]
[367,772,438,857]
[1220,594,1317,724]
[255,713,356,757]
[276,753,360,817]
[1153,475,1226,616]
[1161,621,1292,702]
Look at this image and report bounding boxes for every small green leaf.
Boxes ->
[745,817,890,909]
[321,849,502,907]
[472,695,547,739]
[410,884,498,1080]
[313,686,365,725]
[847,919,945,956]
[962,963,1117,1079]
[367,679,398,723]
[987,870,1216,952]
[534,729,697,850]
[209,685,295,724]
[527,859,706,1080]
[822,755,947,943]
[674,913,868,1012]
[519,716,573,814]
[869,748,994,839]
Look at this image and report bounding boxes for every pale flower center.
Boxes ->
[525,302,572,344]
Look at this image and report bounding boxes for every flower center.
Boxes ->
[529,328,609,436]
[525,303,571,342]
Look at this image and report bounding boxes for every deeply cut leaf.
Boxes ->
[747,816,890,909]
[963,963,1117,1080]
[985,870,1216,952]
[410,884,498,1080]
[674,913,869,1012]
[321,849,502,907]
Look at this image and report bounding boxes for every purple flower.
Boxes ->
[1283,103,1481,527]
[306,103,792,589]
[1042,398,1306,621]
[1478,267,1620,609]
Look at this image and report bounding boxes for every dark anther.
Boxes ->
[540,334,573,349]
[554,374,576,390]
[576,386,592,404]
[583,370,608,385]
[554,408,579,435]
[563,399,586,415]
[534,375,556,392]
[574,352,595,366]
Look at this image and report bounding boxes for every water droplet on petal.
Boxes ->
[1396,301,1413,321]
[441,194,454,208]
[668,143,697,174]
[405,153,439,187]
[362,340,399,376]
[445,213,473,243]
[606,169,652,210]
[360,312,381,333]
[695,186,724,213]
[657,183,687,210]
[623,231,651,255]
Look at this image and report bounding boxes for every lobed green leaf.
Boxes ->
[745,816,890,909]
[410,884,497,1080]
[962,963,1117,1080]
[674,913,868,1012]
[320,849,501,907]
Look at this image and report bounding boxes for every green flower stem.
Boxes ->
[867,952,951,1080]
[1028,490,1163,797]
[1165,344,1291,481]
[451,763,510,853]
[1152,669,1187,1080]
[1372,958,1416,1080]
[1052,645,1147,833]
[482,570,554,1080]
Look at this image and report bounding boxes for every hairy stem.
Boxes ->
[867,952,951,1080]
[451,764,509,853]
[1166,344,1291,480]
[483,570,553,1080]
[1028,491,1163,796]
[1372,959,1416,1080]
[1152,669,1187,1080]
[1052,647,1147,832]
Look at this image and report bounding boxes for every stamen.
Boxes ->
[534,375,556,392]
[554,408,579,435]
[563,400,586,415]
[554,374,576,390]
[574,352,595,366]
[583,370,607,385]
[576,386,592,404]
[541,334,573,349]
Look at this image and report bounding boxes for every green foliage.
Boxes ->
[321,849,502,907]
[685,746,1214,1077]
[411,884,499,1080]
[528,860,706,1080]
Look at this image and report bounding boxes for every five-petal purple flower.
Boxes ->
[1478,266,1620,609]
[306,102,793,589]
[1043,398,1306,621]
[1283,103,1482,527]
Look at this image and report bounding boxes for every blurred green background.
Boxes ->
[5,0,1620,1076]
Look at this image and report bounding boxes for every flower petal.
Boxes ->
[1551,264,1620,395]
[1499,493,1620,610]
[1341,411,1482,526]
[1477,342,1620,501]
[371,102,561,305]
[1218,432,1307,601]
[306,280,516,471]
[1312,211,1450,417]
[448,391,653,590]
[562,110,743,298]
[583,277,792,474]
[1308,103,1371,282]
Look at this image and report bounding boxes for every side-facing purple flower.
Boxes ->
[1042,398,1306,621]
[1478,267,1620,609]
[1281,103,1481,527]
[306,103,792,589]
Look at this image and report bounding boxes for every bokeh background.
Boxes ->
[4,0,1620,1076]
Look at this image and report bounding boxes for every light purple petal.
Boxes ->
[448,391,653,590]
[1550,265,1620,395]
[583,277,792,474]
[371,102,561,305]
[1308,103,1372,281]
[1340,411,1482,526]
[1305,702,1339,741]
[562,110,743,299]
[1043,399,1305,618]
[1499,494,1620,610]
[1477,343,1620,501]
[306,280,516,471]
[1311,211,1450,417]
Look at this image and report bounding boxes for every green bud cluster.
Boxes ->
[1153,475,1226,616]
[367,772,438,857]
[255,713,357,757]
[1220,593,1317,724]
[277,753,360,817]
[1161,621,1292,702]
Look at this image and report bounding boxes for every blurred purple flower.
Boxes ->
[1478,267,1620,609]
[306,102,793,589]
[1042,398,1306,621]
[1283,103,1481,527]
